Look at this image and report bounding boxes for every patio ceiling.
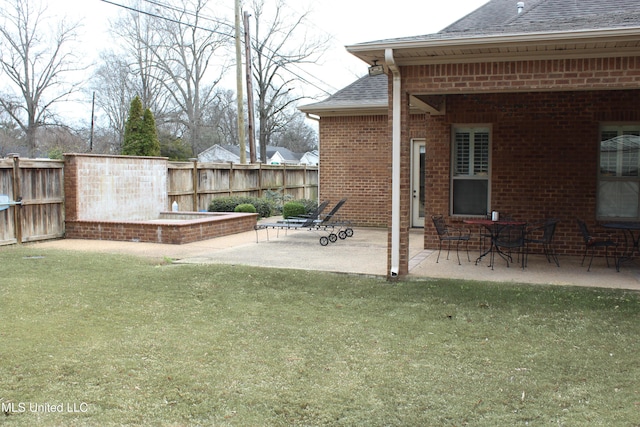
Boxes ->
[346,28,640,66]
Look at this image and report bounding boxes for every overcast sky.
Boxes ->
[46,0,489,119]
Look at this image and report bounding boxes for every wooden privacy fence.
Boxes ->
[0,156,65,246]
[0,156,318,246]
[168,161,319,212]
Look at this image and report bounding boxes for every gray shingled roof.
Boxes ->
[367,0,640,44]
[444,0,640,34]
[299,0,640,115]
[298,73,388,115]
[266,146,301,162]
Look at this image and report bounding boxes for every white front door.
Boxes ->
[412,140,426,227]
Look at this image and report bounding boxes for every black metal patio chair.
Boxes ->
[525,219,560,267]
[492,222,527,269]
[432,215,471,265]
[576,218,618,271]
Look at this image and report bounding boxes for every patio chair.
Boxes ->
[285,200,331,223]
[432,215,471,265]
[576,218,618,271]
[492,223,527,269]
[314,198,354,240]
[255,200,339,246]
[285,198,347,225]
[525,219,560,267]
[279,199,354,242]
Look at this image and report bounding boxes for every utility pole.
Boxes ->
[89,92,95,151]
[244,11,257,163]
[235,0,247,163]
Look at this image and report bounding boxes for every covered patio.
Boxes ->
[336,4,640,279]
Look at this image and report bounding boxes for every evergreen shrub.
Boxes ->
[283,202,306,219]
[208,196,272,218]
[234,203,257,214]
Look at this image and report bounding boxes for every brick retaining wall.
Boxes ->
[65,212,257,244]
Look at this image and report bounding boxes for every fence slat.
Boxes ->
[0,158,318,246]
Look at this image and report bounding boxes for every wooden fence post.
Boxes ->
[11,155,22,244]
[283,163,287,198]
[303,164,307,199]
[258,163,263,198]
[229,162,234,196]
[192,159,198,211]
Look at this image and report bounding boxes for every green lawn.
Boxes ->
[1,246,640,426]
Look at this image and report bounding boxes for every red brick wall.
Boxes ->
[65,213,257,244]
[64,155,78,221]
[318,56,640,269]
[423,89,640,256]
[319,115,391,227]
[404,57,640,93]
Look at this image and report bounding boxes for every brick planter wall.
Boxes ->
[64,212,257,244]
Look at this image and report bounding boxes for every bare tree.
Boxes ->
[91,52,137,151]
[0,0,85,156]
[201,88,238,147]
[141,0,233,155]
[270,112,317,153]
[107,8,173,123]
[0,110,23,156]
[248,0,329,161]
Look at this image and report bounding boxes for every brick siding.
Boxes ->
[404,57,640,93]
[319,115,391,227]
[318,56,640,273]
[65,213,257,244]
[423,89,640,256]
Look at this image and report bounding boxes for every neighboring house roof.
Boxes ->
[299,0,640,116]
[266,146,301,164]
[300,150,319,165]
[198,144,308,164]
[198,144,243,163]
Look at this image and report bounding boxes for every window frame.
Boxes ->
[450,125,492,217]
[597,124,640,220]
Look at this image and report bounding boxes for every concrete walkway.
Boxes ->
[32,226,640,291]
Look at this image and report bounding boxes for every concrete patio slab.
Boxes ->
[30,226,640,291]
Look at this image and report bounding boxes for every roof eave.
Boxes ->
[298,102,388,117]
[346,27,640,65]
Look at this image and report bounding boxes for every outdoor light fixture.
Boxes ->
[368,60,385,76]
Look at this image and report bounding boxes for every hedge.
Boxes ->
[208,196,272,218]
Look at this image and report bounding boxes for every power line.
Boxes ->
[140,0,235,31]
[99,0,232,37]
[99,0,336,96]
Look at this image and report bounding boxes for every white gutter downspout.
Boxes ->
[385,48,401,278]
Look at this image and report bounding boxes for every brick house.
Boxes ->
[299,0,640,278]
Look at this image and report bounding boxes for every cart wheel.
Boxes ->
[319,236,329,246]
[338,230,347,239]
[345,228,354,237]
[328,233,338,243]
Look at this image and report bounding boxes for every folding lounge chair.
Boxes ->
[319,199,354,241]
[281,198,354,242]
[255,200,333,245]
[284,199,334,224]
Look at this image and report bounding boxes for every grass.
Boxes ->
[1,246,640,426]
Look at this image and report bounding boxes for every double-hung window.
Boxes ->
[451,127,490,216]
[598,125,640,219]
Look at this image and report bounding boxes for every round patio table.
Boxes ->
[601,222,640,267]
[464,219,527,268]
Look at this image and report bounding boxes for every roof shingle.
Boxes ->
[299,0,640,115]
